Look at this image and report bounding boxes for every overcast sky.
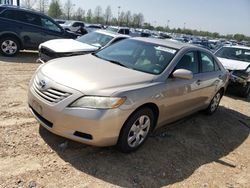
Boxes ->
[59,0,249,36]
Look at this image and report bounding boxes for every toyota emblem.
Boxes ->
[38,80,46,90]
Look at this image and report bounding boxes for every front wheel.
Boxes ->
[0,37,20,56]
[117,108,155,153]
[205,91,222,115]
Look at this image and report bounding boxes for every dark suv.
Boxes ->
[0,5,78,56]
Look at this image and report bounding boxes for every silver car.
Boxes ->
[28,38,229,153]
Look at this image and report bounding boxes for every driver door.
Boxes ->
[160,51,205,123]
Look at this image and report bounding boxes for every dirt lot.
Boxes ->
[0,52,250,188]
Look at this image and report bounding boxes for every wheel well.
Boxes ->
[131,103,160,130]
[219,87,225,96]
[0,34,23,49]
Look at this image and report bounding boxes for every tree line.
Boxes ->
[21,0,250,41]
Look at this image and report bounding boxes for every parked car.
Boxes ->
[28,38,228,153]
[54,19,66,25]
[38,30,129,63]
[106,26,130,35]
[60,20,85,32]
[215,45,250,97]
[0,5,78,56]
[85,24,103,33]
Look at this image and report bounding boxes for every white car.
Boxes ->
[38,30,130,63]
[215,45,250,97]
[60,20,85,32]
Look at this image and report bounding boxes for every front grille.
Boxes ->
[33,76,71,103]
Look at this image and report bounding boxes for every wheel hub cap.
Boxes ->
[1,40,17,54]
[127,115,151,148]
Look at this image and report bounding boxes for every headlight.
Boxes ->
[69,96,126,109]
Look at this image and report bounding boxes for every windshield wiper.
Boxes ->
[107,59,129,68]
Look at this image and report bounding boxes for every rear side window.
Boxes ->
[0,10,41,26]
[0,7,6,13]
[15,11,41,26]
[201,52,219,72]
[0,9,16,19]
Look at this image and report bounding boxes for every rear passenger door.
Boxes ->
[198,51,222,103]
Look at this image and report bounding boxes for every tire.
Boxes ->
[117,108,155,153]
[241,83,250,98]
[205,90,222,115]
[0,37,20,57]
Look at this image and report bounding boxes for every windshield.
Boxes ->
[95,39,177,75]
[215,47,250,63]
[76,32,114,47]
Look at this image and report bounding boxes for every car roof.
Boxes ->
[223,45,250,50]
[95,30,130,38]
[0,5,46,16]
[131,37,195,50]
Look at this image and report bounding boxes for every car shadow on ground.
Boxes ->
[39,106,250,187]
[0,51,38,64]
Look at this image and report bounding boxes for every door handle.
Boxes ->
[218,75,222,79]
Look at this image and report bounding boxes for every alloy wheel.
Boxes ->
[127,115,151,148]
[210,92,221,112]
[1,40,18,55]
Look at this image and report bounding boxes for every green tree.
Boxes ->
[104,6,112,25]
[86,9,93,23]
[48,0,62,18]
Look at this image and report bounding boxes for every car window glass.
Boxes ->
[96,39,177,75]
[214,59,220,71]
[124,29,129,35]
[0,9,16,19]
[201,52,215,72]
[17,11,41,26]
[175,51,199,74]
[41,18,61,32]
[77,32,113,47]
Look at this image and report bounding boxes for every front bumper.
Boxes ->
[28,77,131,147]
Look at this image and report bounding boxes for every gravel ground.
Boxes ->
[0,52,250,188]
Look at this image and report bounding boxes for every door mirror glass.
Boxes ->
[173,69,193,80]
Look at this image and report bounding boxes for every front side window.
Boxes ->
[215,47,250,63]
[175,51,199,74]
[77,32,114,47]
[41,18,61,32]
[201,52,215,72]
[95,39,177,75]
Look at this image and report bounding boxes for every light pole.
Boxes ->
[167,20,170,29]
[118,6,121,26]
[184,22,186,29]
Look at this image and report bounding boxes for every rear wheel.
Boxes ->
[206,91,222,115]
[117,108,154,153]
[0,37,20,56]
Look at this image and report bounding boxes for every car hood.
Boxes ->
[40,39,98,53]
[40,54,155,95]
[218,57,250,70]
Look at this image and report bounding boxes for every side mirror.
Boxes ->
[172,69,193,80]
